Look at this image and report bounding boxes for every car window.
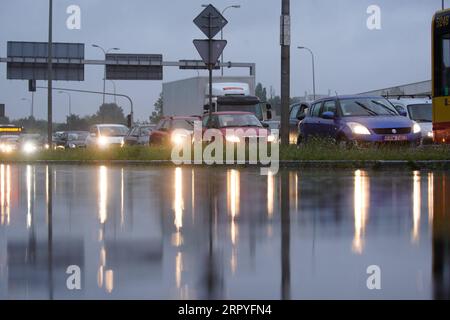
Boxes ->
[130,127,139,136]
[172,119,195,130]
[311,103,322,117]
[290,105,300,120]
[393,104,407,115]
[322,100,336,115]
[156,120,166,130]
[202,116,210,127]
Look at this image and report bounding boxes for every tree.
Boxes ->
[255,83,267,102]
[150,92,163,124]
[92,103,126,125]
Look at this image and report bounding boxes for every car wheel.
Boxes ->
[336,135,354,149]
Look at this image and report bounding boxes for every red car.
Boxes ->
[202,112,276,143]
[150,116,200,146]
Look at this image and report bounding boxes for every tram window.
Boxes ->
[439,34,450,96]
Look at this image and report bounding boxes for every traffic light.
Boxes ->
[127,114,132,128]
[28,80,36,92]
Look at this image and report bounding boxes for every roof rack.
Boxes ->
[382,94,432,100]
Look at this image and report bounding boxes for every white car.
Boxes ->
[86,124,129,148]
[389,98,433,144]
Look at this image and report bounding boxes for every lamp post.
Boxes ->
[202,4,241,76]
[58,91,72,116]
[92,44,120,105]
[109,80,117,104]
[297,46,316,101]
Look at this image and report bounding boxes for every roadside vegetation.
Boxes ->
[0,139,449,163]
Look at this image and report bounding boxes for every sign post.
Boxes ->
[193,4,228,122]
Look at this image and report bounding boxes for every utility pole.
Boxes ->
[47,0,53,146]
[280,0,290,145]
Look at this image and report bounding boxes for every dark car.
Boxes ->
[298,96,422,146]
[61,131,89,149]
[150,116,200,146]
[124,125,155,146]
[289,102,309,144]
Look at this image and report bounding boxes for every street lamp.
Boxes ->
[58,91,72,116]
[297,46,316,101]
[202,4,241,76]
[92,44,120,105]
[21,98,33,118]
[109,80,117,104]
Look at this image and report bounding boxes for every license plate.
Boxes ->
[384,135,407,141]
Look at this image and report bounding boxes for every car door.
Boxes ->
[126,127,139,145]
[138,127,151,145]
[302,102,322,139]
[318,100,338,138]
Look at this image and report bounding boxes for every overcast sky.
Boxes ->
[0,0,444,122]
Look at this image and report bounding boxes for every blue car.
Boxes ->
[298,96,422,146]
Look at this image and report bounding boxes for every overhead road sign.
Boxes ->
[179,60,220,70]
[193,4,228,39]
[105,54,163,80]
[6,41,84,81]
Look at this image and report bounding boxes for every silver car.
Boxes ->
[389,98,433,144]
[86,124,129,148]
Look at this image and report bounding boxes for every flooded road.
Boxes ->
[0,164,448,299]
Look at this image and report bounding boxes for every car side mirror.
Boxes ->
[399,110,407,117]
[321,111,335,120]
[262,123,269,128]
[297,114,306,121]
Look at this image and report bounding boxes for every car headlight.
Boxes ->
[413,123,422,134]
[427,131,434,138]
[69,143,76,149]
[23,142,37,154]
[171,133,189,145]
[225,135,241,143]
[44,143,50,150]
[347,122,371,135]
[97,136,108,147]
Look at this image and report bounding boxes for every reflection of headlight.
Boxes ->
[413,123,422,134]
[267,134,276,143]
[347,122,371,135]
[225,135,241,143]
[171,133,189,145]
[23,142,37,154]
[427,131,434,138]
[97,136,109,147]
[44,143,50,150]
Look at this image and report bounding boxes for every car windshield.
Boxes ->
[68,132,88,141]
[172,120,195,130]
[218,114,262,128]
[99,126,129,137]
[340,98,399,116]
[217,104,263,119]
[407,104,432,122]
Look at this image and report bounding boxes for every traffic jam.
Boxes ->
[0,83,439,154]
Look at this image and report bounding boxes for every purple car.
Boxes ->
[298,96,422,146]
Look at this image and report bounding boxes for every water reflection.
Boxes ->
[227,169,240,246]
[352,170,369,254]
[99,166,108,225]
[0,164,11,226]
[412,171,421,243]
[0,165,449,299]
